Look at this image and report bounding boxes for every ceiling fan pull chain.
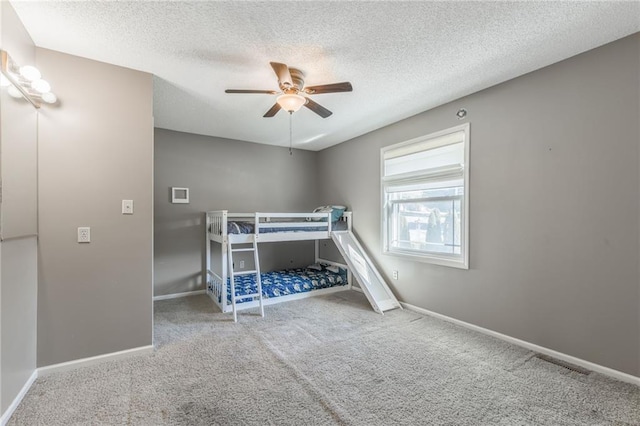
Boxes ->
[289,111,293,156]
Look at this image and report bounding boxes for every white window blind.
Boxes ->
[383,131,465,177]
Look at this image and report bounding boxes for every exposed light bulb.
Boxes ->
[41,92,57,104]
[19,65,41,82]
[31,79,51,93]
[7,85,23,99]
[0,74,10,87]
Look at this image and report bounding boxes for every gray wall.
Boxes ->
[0,0,38,414]
[317,34,640,376]
[154,129,319,297]
[0,239,37,413]
[36,48,154,367]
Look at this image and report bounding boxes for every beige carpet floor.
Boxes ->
[8,291,640,425]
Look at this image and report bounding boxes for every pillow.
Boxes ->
[306,264,323,271]
[309,205,333,221]
[325,264,340,274]
[308,205,347,222]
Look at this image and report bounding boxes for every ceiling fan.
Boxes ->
[225,62,352,118]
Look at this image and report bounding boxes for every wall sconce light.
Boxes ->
[1,50,57,108]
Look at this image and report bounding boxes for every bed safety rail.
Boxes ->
[206,210,352,241]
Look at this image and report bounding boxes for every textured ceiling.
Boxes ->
[10,1,640,151]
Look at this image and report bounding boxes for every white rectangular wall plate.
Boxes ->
[122,199,134,214]
[78,227,90,243]
[171,187,189,204]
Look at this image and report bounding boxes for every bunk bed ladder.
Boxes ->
[227,236,264,322]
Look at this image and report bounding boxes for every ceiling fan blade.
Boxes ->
[270,62,293,87]
[225,89,278,94]
[303,82,352,94]
[304,98,332,118]
[263,103,282,118]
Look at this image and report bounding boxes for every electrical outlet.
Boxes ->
[78,227,90,243]
[393,270,398,280]
[239,260,245,269]
[122,199,134,215]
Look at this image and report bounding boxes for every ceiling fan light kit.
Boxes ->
[225,61,352,119]
[276,93,306,113]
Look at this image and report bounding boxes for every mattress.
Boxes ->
[224,266,348,304]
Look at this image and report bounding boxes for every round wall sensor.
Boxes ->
[456,108,467,119]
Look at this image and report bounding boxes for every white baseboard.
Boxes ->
[153,290,205,301]
[0,370,38,426]
[38,345,154,377]
[400,302,640,386]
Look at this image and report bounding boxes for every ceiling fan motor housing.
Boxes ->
[286,68,305,92]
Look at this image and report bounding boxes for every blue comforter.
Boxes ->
[219,266,348,304]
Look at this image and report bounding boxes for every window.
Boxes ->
[381,123,469,269]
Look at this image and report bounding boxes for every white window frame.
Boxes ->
[381,123,470,269]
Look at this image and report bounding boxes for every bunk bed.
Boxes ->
[205,210,353,320]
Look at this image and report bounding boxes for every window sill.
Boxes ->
[383,249,469,270]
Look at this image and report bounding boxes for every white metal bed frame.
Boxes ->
[205,210,353,314]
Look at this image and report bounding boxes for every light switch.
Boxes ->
[122,200,134,215]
